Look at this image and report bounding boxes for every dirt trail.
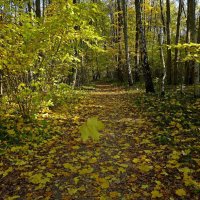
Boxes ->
[1,84,197,199]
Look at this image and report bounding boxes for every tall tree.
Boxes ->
[135,0,155,93]
[116,0,124,82]
[0,70,3,96]
[122,0,133,86]
[174,0,183,85]
[166,0,172,84]
[194,9,200,96]
[185,0,196,85]
[134,0,140,83]
[159,27,166,96]
[36,0,41,18]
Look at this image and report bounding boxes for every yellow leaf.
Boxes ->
[78,185,85,191]
[113,155,120,159]
[179,167,192,175]
[79,167,93,175]
[89,157,97,163]
[63,163,74,170]
[74,177,79,185]
[29,173,50,185]
[175,188,186,196]
[3,167,13,177]
[118,167,126,173]
[132,158,140,163]
[138,163,153,173]
[98,178,109,189]
[7,129,15,136]
[46,172,54,178]
[73,116,79,122]
[151,190,163,198]
[100,196,107,200]
[6,196,20,200]
[141,184,149,189]
[15,159,26,166]
[110,191,120,198]
[170,150,181,160]
[68,188,78,195]
[118,163,128,168]
[80,117,104,142]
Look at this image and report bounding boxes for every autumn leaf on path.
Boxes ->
[175,188,186,196]
[151,190,163,198]
[79,117,104,142]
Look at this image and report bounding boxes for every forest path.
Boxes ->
[1,84,199,199]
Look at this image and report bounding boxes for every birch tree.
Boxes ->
[122,0,133,86]
[135,0,155,93]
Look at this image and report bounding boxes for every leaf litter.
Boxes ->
[0,84,200,199]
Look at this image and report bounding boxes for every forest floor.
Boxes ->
[0,84,200,200]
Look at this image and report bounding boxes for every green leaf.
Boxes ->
[79,117,104,142]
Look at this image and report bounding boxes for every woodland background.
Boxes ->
[0,0,200,199]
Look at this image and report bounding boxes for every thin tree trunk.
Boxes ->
[135,0,155,93]
[36,0,41,18]
[134,1,140,83]
[72,0,79,88]
[43,0,45,17]
[194,12,200,96]
[72,67,78,89]
[166,0,172,84]
[159,27,166,96]
[189,0,196,85]
[116,0,124,82]
[159,0,166,34]
[174,0,183,85]
[184,0,190,84]
[185,0,196,85]
[27,1,32,13]
[0,70,3,96]
[122,0,133,86]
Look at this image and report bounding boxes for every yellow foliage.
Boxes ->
[7,129,15,136]
[98,178,110,189]
[68,188,78,195]
[74,177,79,185]
[63,163,74,171]
[109,191,120,198]
[175,188,186,196]
[132,158,140,163]
[28,173,50,187]
[151,190,163,198]
[3,167,13,178]
[79,167,94,175]
[6,196,20,200]
[138,163,153,173]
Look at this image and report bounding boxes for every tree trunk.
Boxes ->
[159,0,166,34]
[122,0,133,86]
[116,0,124,82]
[166,0,172,84]
[134,1,140,83]
[174,0,183,85]
[135,0,155,93]
[43,0,45,17]
[36,0,41,18]
[0,70,3,96]
[159,27,166,96]
[194,12,200,96]
[185,0,196,85]
[27,1,32,13]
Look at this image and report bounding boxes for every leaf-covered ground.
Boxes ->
[0,84,200,199]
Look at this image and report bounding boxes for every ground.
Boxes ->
[0,84,200,199]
